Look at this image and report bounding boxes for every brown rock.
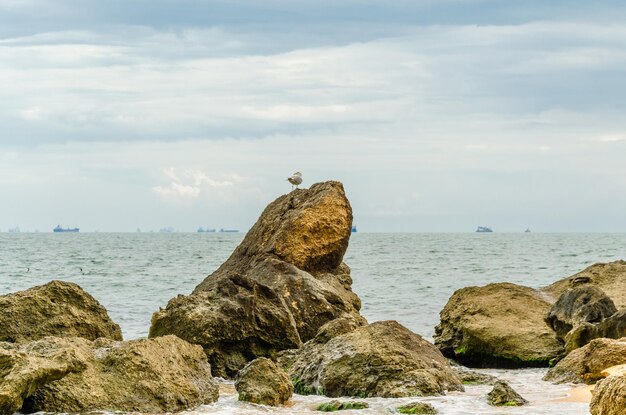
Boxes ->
[486,380,527,406]
[434,283,562,367]
[235,357,293,406]
[287,320,463,398]
[22,335,218,414]
[562,309,626,353]
[0,280,122,343]
[545,337,626,384]
[590,372,626,415]
[150,182,365,377]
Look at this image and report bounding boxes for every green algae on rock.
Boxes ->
[317,400,369,411]
[396,401,438,414]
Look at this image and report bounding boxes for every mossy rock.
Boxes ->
[396,401,438,414]
[317,400,369,411]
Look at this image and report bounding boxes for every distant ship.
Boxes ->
[219,228,239,233]
[525,228,531,233]
[197,227,216,233]
[476,226,493,233]
[351,226,357,233]
[8,226,20,233]
[53,225,79,233]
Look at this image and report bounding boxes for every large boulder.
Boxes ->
[285,320,463,398]
[1,335,218,414]
[150,181,365,377]
[434,283,562,367]
[544,337,626,384]
[590,372,626,415]
[0,280,122,342]
[545,286,617,342]
[544,260,626,308]
[235,357,293,406]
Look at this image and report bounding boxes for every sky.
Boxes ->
[1,0,626,232]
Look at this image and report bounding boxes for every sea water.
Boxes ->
[2,232,625,414]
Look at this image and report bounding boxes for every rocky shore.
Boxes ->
[1,181,625,414]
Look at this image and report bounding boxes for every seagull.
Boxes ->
[287,172,303,190]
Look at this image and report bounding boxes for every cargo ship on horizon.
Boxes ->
[53,225,79,233]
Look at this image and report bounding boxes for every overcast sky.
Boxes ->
[2,0,626,232]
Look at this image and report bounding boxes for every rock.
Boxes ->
[287,320,463,398]
[452,367,498,385]
[2,335,218,414]
[590,372,626,415]
[434,283,562,367]
[545,286,617,342]
[0,280,122,343]
[317,400,369,411]
[545,337,626,384]
[235,357,293,406]
[486,380,527,406]
[0,339,85,415]
[544,260,626,308]
[396,402,438,414]
[562,309,626,353]
[150,181,365,377]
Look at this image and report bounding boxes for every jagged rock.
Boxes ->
[287,320,463,398]
[486,380,527,406]
[1,335,218,414]
[235,358,293,406]
[396,402,438,414]
[544,260,626,308]
[590,372,626,415]
[0,280,122,342]
[150,181,365,377]
[434,283,562,367]
[545,286,617,342]
[452,367,498,385]
[317,400,369,411]
[545,337,626,384]
[562,309,626,353]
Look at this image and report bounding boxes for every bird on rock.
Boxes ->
[287,172,303,190]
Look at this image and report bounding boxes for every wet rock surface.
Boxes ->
[434,283,562,367]
[486,380,527,406]
[316,400,369,411]
[544,337,626,384]
[0,335,218,415]
[286,320,463,398]
[150,181,365,377]
[0,280,122,343]
[235,357,293,406]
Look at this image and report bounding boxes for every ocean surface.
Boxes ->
[2,232,625,414]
